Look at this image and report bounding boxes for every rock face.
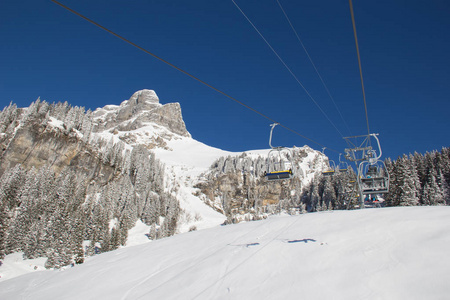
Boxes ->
[194,147,326,223]
[93,90,191,139]
[0,117,115,184]
[0,89,191,180]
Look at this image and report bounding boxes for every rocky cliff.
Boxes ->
[194,147,326,223]
[93,90,190,150]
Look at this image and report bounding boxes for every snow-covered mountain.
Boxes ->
[89,89,328,230]
[1,206,450,300]
[0,89,328,282]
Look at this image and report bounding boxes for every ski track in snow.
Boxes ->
[126,217,278,299]
[191,216,304,299]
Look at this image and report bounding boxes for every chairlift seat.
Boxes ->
[322,170,335,176]
[265,170,293,181]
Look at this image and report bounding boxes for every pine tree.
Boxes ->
[52,101,69,121]
[109,227,122,249]
[64,106,78,132]
[37,100,50,117]
[0,164,26,209]
[0,202,9,259]
[309,181,320,212]
[0,102,18,133]
[384,157,396,206]
[148,223,157,240]
[8,168,47,257]
[389,155,419,206]
[321,177,336,209]
[21,99,40,124]
[422,172,444,205]
[71,208,86,264]
[421,152,445,205]
[81,109,93,142]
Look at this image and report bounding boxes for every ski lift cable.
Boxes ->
[349,0,371,140]
[275,0,353,137]
[50,0,339,153]
[232,0,345,139]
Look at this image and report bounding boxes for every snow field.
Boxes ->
[154,137,232,231]
[1,206,449,300]
[0,253,47,282]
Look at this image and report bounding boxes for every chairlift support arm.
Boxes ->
[269,123,279,149]
[370,133,382,161]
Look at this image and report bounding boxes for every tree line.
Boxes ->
[294,148,450,209]
[199,146,450,220]
[384,149,450,206]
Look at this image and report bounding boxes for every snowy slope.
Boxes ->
[1,206,450,300]
[153,137,233,231]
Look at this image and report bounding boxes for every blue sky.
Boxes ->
[1,0,449,161]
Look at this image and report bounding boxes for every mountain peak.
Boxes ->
[93,89,191,148]
[127,89,159,105]
[116,90,161,121]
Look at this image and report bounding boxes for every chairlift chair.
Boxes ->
[357,137,390,195]
[358,157,390,195]
[264,123,294,181]
[322,161,336,176]
[338,153,349,172]
[264,149,293,180]
[321,148,336,176]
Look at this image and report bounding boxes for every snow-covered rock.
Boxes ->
[92,89,190,138]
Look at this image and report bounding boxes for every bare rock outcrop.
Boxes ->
[93,90,191,138]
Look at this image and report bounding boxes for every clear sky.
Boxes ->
[1,0,449,161]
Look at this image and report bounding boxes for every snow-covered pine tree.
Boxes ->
[321,177,336,209]
[71,208,86,264]
[21,98,40,125]
[0,205,8,259]
[421,152,445,205]
[0,102,18,133]
[422,172,444,205]
[52,101,70,121]
[37,100,50,117]
[390,155,420,206]
[42,168,79,267]
[80,109,93,142]
[141,191,161,225]
[309,180,320,212]
[148,223,157,240]
[24,167,53,259]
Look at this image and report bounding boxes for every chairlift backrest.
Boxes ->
[367,165,378,176]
